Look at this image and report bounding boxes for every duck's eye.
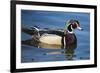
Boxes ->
[74,22,77,24]
[72,23,77,29]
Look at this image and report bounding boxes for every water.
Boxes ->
[21,10,90,63]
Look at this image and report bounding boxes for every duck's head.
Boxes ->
[66,19,83,33]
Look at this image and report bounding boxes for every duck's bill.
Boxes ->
[77,27,83,31]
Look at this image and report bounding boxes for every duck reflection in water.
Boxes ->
[22,19,83,60]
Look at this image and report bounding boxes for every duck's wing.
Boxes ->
[22,27,49,36]
[22,26,64,36]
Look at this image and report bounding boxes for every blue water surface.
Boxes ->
[21,10,90,63]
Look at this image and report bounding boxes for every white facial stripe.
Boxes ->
[68,25,74,34]
[71,25,73,31]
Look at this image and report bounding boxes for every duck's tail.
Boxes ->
[22,25,40,36]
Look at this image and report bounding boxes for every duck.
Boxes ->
[22,19,83,60]
[22,19,83,49]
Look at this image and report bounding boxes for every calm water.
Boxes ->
[21,10,90,63]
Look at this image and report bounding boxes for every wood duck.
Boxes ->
[22,19,83,49]
[22,19,83,60]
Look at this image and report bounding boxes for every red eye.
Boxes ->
[72,23,77,29]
